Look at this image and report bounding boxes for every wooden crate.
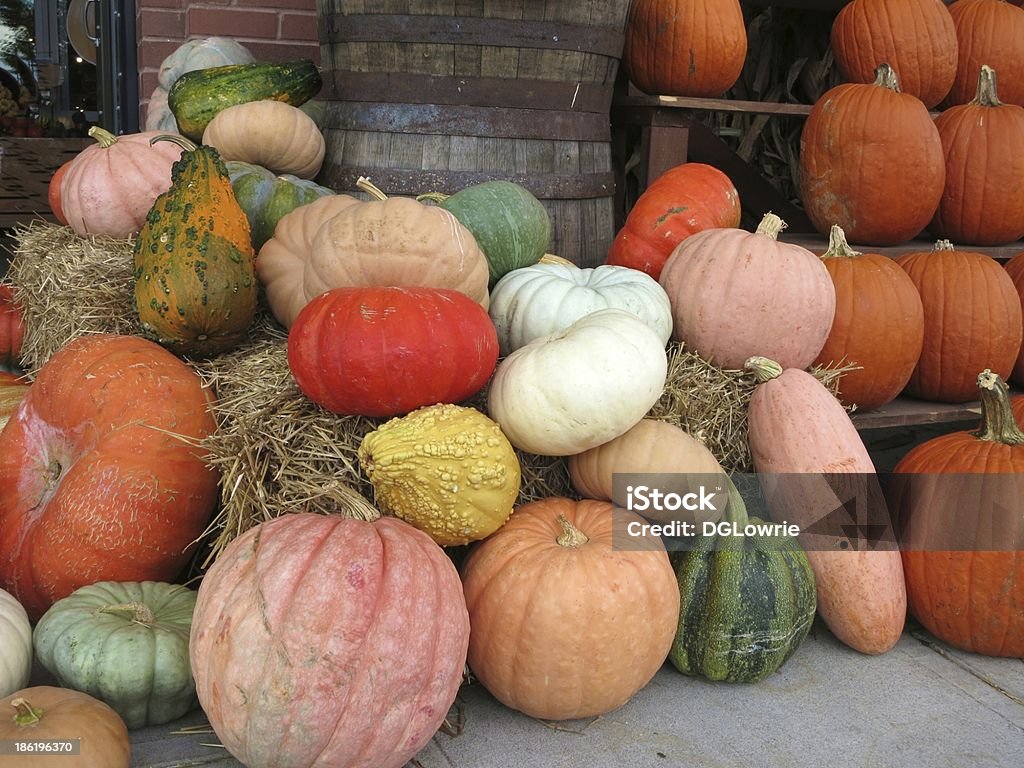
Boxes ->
[0,138,91,229]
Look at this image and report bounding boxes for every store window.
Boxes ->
[0,0,136,137]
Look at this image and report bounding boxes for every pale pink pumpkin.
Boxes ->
[189,512,470,768]
[745,357,907,655]
[658,213,836,370]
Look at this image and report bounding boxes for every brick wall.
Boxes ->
[136,0,321,126]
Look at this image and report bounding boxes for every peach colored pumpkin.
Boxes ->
[190,511,470,768]
[60,127,185,239]
[746,356,907,655]
[658,213,836,370]
[461,497,679,720]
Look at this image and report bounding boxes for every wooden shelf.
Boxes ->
[851,396,983,431]
[781,233,1023,262]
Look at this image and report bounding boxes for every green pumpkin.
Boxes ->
[669,478,816,683]
[424,180,551,287]
[227,161,333,250]
[32,581,199,729]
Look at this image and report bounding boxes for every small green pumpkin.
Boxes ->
[32,581,199,729]
[227,161,333,250]
[134,135,258,358]
[670,478,816,683]
[422,180,551,287]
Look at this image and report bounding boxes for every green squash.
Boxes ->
[670,478,816,683]
[32,581,199,729]
[227,161,334,250]
[134,135,258,358]
[168,59,322,142]
[423,180,551,287]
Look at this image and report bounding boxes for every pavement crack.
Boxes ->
[911,629,1024,707]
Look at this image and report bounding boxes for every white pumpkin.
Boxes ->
[0,587,31,697]
[489,262,673,356]
[487,308,669,456]
[157,36,256,90]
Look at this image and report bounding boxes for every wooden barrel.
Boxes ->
[316,1,631,267]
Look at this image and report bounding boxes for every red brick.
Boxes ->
[137,39,186,70]
[236,0,317,9]
[188,7,278,38]
[138,0,188,8]
[139,9,186,38]
[279,13,319,42]
[241,40,321,65]
[139,70,161,99]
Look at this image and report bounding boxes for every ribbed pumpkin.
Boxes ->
[658,213,836,371]
[59,127,185,239]
[605,162,742,280]
[568,418,726,526]
[896,241,1022,403]
[359,404,520,546]
[461,497,679,720]
[623,0,747,97]
[227,161,333,250]
[190,511,470,768]
[1004,251,1024,384]
[288,286,498,417]
[670,478,816,682]
[888,370,1024,657]
[812,225,924,410]
[746,356,907,655]
[47,159,72,225]
[830,0,958,109]
[929,66,1024,245]
[799,64,946,245]
[134,135,258,358]
[0,285,23,369]
[0,588,30,698]
[946,0,1024,107]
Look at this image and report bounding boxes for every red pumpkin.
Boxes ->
[812,225,924,410]
[287,286,499,417]
[0,334,219,621]
[606,163,741,280]
[1005,251,1024,384]
[191,511,469,768]
[799,64,946,245]
[623,0,748,97]
[48,160,72,226]
[0,285,23,369]
[830,0,958,109]
[60,127,185,239]
[946,0,1024,107]
[889,370,1024,657]
[930,65,1024,245]
[896,242,1022,403]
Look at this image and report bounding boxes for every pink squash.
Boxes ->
[190,511,470,768]
[745,356,907,655]
[658,213,836,370]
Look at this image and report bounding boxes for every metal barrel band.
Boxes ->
[320,14,626,57]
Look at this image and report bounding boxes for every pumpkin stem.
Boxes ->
[415,192,450,205]
[873,63,901,93]
[821,224,862,259]
[722,476,750,527]
[754,213,787,240]
[149,133,199,153]
[10,698,43,727]
[87,126,118,148]
[538,253,576,267]
[972,65,1002,108]
[972,370,1024,445]
[932,239,955,252]
[744,356,783,384]
[356,176,389,201]
[98,601,157,625]
[555,514,589,547]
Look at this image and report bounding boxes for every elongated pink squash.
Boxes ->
[745,356,906,655]
[190,512,470,768]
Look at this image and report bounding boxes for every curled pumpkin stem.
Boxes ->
[87,126,119,148]
[10,698,43,726]
[555,514,589,548]
[745,356,783,384]
[149,133,200,152]
[356,176,389,201]
[973,370,1024,445]
[99,601,157,625]
[821,225,862,259]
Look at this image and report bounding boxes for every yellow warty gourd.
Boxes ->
[358,404,521,546]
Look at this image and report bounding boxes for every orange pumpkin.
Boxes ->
[461,497,679,720]
[830,0,958,109]
[1004,251,1024,384]
[799,64,946,245]
[929,65,1024,245]
[622,0,748,97]
[897,242,1022,403]
[0,285,23,369]
[812,225,924,410]
[946,0,1024,107]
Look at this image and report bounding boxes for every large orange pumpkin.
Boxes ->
[946,0,1024,107]
[605,163,741,280]
[830,0,958,109]
[1004,251,1024,384]
[896,242,1022,403]
[461,497,679,720]
[889,370,1024,657]
[812,225,924,410]
[799,64,946,245]
[929,65,1024,245]
[0,334,219,621]
[622,0,748,97]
